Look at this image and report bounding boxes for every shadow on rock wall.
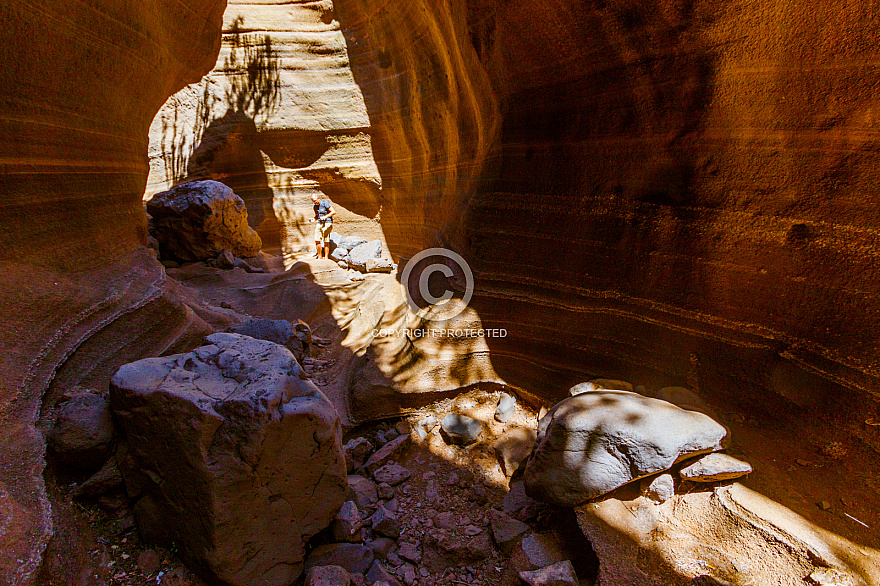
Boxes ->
[159,17,283,247]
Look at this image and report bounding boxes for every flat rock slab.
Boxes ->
[520,560,580,586]
[110,333,347,586]
[373,463,411,486]
[679,453,752,482]
[522,390,727,506]
[363,434,409,474]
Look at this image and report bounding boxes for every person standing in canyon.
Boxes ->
[309,193,336,259]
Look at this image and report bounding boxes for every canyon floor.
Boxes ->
[43,251,880,585]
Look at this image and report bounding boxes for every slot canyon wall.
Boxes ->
[4,0,880,582]
[332,0,880,433]
[0,1,226,583]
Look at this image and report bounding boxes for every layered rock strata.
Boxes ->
[0,1,226,582]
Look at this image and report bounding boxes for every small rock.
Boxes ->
[371,504,401,538]
[418,415,438,430]
[495,392,517,423]
[400,564,417,585]
[446,472,460,486]
[386,551,402,566]
[384,428,400,442]
[818,500,832,511]
[468,485,489,505]
[519,560,580,586]
[398,542,421,564]
[440,413,483,446]
[332,501,364,542]
[395,420,412,435]
[378,482,395,499]
[519,532,568,570]
[679,453,752,483]
[464,525,482,536]
[137,550,163,576]
[366,258,395,273]
[72,457,123,498]
[344,437,374,472]
[425,480,440,503]
[339,235,368,252]
[366,560,403,586]
[330,246,349,263]
[641,473,675,503]
[489,510,531,554]
[373,463,411,486]
[364,435,410,474]
[48,392,114,470]
[796,458,811,466]
[211,249,236,269]
[304,544,375,575]
[367,537,397,560]
[160,259,180,269]
[306,565,351,586]
[348,475,379,510]
[434,511,457,530]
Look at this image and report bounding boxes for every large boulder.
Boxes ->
[347,240,383,271]
[146,180,262,261]
[109,333,347,586]
[522,390,727,506]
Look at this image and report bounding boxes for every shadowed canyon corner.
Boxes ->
[2,0,880,585]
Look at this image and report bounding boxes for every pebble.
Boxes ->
[374,463,411,486]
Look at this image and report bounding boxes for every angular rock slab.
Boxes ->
[109,333,347,586]
[522,390,727,505]
[147,180,262,261]
[679,453,752,482]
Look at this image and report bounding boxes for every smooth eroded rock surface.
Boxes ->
[523,391,727,505]
[110,333,347,585]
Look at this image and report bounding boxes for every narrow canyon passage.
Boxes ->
[3,0,880,585]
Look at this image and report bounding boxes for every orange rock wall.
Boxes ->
[0,1,226,583]
[336,0,880,428]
